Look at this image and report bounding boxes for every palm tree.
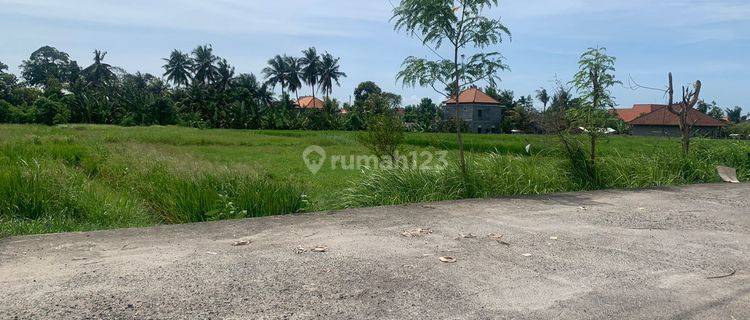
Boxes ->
[535,87,550,112]
[262,55,289,98]
[162,49,192,88]
[83,50,116,88]
[284,56,302,101]
[192,44,219,85]
[299,47,321,104]
[216,59,235,92]
[318,52,346,101]
[256,84,275,108]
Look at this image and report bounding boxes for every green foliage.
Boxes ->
[708,105,725,120]
[82,50,116,88]
[535,88,550,110]
[300,47,321,98]
[319,53,347,99]
[1,125,749,237]
[34,97,70,125]
[192,44,219,85]
[136,168,304,223]
[569,47,621,161]
[358,113,405,161]
[392,0,511,97]
[20,46,80,88]
[341,141,749,208]
[163,49,193,87]
[727,122,750,137]
[725,106,744,123]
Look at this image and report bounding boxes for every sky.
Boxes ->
[1,0,748,112]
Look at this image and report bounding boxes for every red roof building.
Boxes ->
[443,87,505,134]
[444,87,502,105]
[615,104,726,137]
[295,96,325,109]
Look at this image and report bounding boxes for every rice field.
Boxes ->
[1,124,748,237]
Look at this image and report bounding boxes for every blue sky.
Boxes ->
[1,0,748,112]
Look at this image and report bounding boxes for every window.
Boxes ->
[477,109,483,119]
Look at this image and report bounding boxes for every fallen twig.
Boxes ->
[707,269,736,279]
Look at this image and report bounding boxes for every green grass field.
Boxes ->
[1,124,749,237]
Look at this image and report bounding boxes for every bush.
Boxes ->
[0,100,11,122]
[358,114,405,161]
[34,97,70,125]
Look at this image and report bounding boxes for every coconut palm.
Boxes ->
[192,44,219,85]
[82,50,116,88]
[299,47,321,104]
[162,49,193,88]
[256,84,275,107]
[318,52,346,101]
[262,55,289,98]
[216,59,235,92]
[284,56,302,101]
[535,88,550,112]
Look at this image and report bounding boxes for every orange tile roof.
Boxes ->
[445,87,501,105]
[295,96,325,109]
[614,104,662,122]
[627,104,726,127]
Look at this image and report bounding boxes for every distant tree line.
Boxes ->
[0,45,365,130]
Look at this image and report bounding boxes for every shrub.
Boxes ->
[358,114,405,161]
[34,97,70,125]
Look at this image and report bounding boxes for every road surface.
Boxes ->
[1,184,749,319]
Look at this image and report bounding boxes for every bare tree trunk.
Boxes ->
[454,45,467,183]
[311,83,316,108]
[666,73,701,155]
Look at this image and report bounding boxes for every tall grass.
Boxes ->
[341,142,748,208]
[136,168,305,223]
[0,132,307,236]
[2,124,749,237]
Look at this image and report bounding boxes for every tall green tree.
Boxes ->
[192,45,219,85]
[319,52,347,101]
[0,61,7,72]
[263,55,290,99]
[392,0,510,181]
[83,50,117,89]
[300,47,321,104]
[415,97,438,131]
[284,56,303,101]
[708,105,725,121]
[725,106,743,123]
[535,87,550,112]
[569,47,620,161]
[696,99,710,113]
[216,59,235,92]
[20,46,80,88]
[162,49,193,88]
[354,81,382,105]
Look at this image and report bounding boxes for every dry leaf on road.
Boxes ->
[401,228,433,237]
[439,256,457,263]
[487,233,511,245]
[231,240,251,246]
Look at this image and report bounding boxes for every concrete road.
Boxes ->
[1,184,749,319]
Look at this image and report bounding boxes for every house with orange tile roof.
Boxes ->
[442,87,507,134]
[294,96,325,110]
[615,104,726,137]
